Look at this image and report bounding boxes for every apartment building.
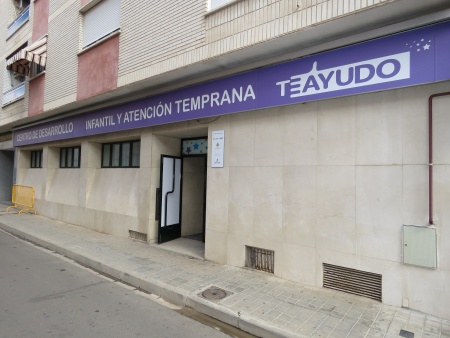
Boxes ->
[1,0,450,319]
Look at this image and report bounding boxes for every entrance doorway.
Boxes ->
[0,150,14,203]
[158,136,208,248]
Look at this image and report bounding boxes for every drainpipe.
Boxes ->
[428,91,450,225]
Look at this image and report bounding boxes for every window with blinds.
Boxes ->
[209,0,238,11]
[82,0,121,48]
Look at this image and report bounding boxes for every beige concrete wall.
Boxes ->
[205,81,450,320]
[18,147,46,199]
[14,119,209,241]
[15,129,150,239]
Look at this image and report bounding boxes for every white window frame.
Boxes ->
[82,0,120,48]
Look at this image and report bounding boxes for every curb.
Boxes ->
[0,222,302,338]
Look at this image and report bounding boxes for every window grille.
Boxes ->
[245,246,274,274]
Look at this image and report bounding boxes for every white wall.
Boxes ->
[205,81,450,320]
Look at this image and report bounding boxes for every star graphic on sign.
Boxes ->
[405,38,432,53]
[186,147,191,154]
[193,143,199,150]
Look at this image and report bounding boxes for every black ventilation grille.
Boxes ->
[323,263,382,301]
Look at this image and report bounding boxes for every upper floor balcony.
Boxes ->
[2,82,25,107]
[7,5,29,39]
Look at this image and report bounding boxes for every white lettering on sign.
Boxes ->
[16,123,75,142]
[175,85,256,113]
[86,115,116,130]
[276,52,410,98]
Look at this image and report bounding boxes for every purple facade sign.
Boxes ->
[14,20,450,146]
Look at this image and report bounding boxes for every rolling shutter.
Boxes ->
[83,0,120,48]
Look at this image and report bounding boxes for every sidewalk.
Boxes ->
[0,204,449,338]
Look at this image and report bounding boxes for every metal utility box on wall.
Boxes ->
[403,225,437,269]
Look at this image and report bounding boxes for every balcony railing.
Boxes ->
[7,6,30,39]
[2,83,25,106]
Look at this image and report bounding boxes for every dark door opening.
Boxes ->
[0,150,14,203]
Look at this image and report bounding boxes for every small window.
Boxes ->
[102,140,140,168]
[60,146,81,168]
[30,150,43,168]
[82,0,121,48]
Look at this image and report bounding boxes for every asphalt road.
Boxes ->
[0,230,233,338]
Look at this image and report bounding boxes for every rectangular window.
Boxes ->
[30,150,43,168]
[102,140,140,168]
[82,0,121,48]
[60,147,81,168]
[131,141,140,167]
[102,144,111,167]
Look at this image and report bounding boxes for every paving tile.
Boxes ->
[423,324,440,334]
[422,331,440,338]
[284,304,303,317]
[367,327,387,337]
[310,327,333,338]
[296,326,316,337]
[321,316,341,329]
[384,333,402,338]
[346,332,367,338]
[272,317,291,328]
[330,309,349,319]
[329,328,350,338]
